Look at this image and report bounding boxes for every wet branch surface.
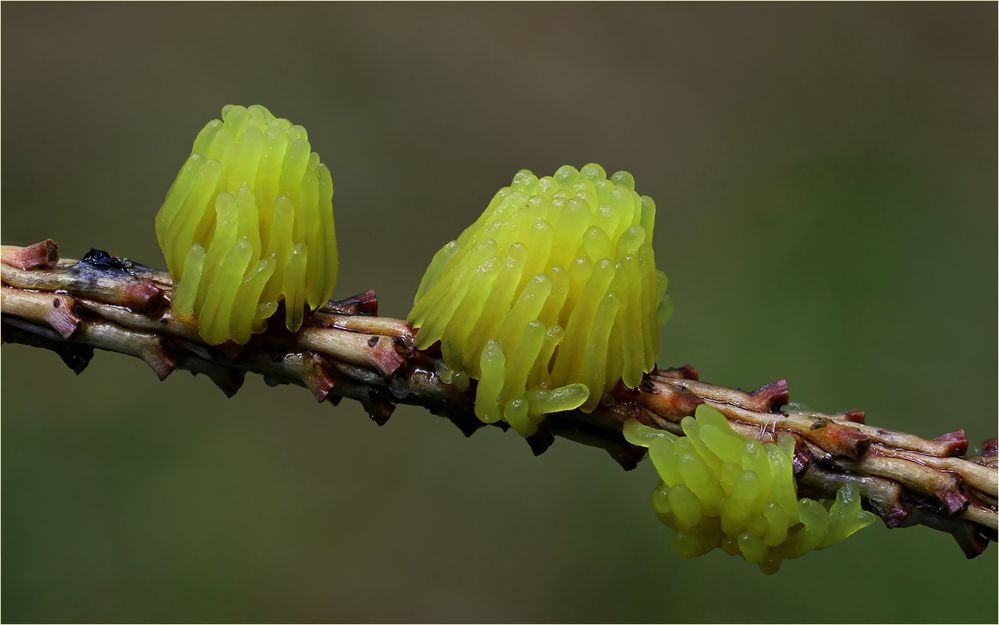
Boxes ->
[2,240,996,558]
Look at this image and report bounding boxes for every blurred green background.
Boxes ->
[2,2,996,623]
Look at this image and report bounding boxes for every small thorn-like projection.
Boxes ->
[363,390,395,426]
[1,239,59,270]
[324,289,378,316]
[750,379,790,412]
[525,425,556,456]
[981,438,998,458]
[932,430,968,457]
[179,355,245,398]
[842,409,866,424]
[443,410,486,438]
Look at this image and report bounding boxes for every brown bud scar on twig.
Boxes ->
[931,430,969,457]
[842,409,866,423]
[118,280,166,313]
[298,325,405,377]
[355,387,396,426]
[1,240,60,269]
[370,336,405,375]
[1,287,80,338]
[300,353,337,402]
[243,352,326,400]
[322,289,379,316]
[257,352,337,402]
[311,311,415,347]
[969,440,999,471]
[981,438,998,457]
[750,378,790,411]
[633,378,703,423]
[800,418,872,460]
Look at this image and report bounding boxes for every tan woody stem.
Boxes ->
[2,241,995,558]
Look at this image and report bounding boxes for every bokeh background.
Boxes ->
[2,2,996,623]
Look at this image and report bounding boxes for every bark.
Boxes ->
[2,241,995,558]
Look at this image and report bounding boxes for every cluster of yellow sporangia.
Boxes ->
[625,405,876,573]
[155,111,875,575]
[155,104,337,345]
[408,164,670,436]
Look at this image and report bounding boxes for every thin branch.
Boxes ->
[2,241,995,558]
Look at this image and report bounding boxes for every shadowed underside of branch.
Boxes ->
[2,240,996,558]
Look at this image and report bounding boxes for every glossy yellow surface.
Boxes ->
[625,405,876,573]
[409,164,670,435]
[156,104,338,344]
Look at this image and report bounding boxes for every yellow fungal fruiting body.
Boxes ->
[155,104,338,345]
[624,405,876,573]
[409,164,671,436]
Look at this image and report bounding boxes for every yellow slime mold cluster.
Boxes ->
[409,164,670,436]
[624,405,876,574]
[155,104,338,345]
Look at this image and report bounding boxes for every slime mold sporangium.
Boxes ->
[156,104,338,345]
[409,164,671,436]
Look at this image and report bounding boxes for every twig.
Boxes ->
[2,241,995,558]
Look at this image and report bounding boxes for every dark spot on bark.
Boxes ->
[79,248,130,273]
